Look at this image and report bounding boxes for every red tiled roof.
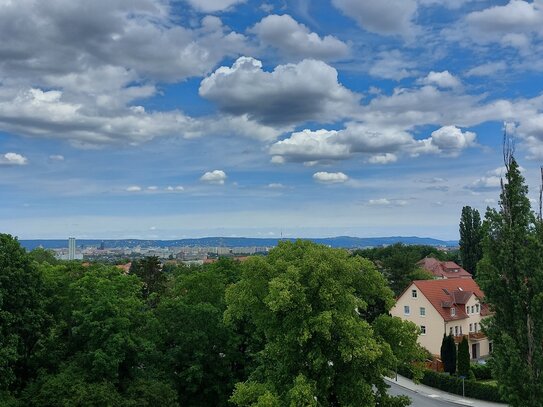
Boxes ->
[412,279,486,322]
[417,257,472,279]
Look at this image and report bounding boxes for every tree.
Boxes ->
[225,241,421,406]
[459,206,483,276]
[457,336,470,378]
[0,234,47,395]
[477,154,543,406]
[440,334,456,375]
[129,256,166,302]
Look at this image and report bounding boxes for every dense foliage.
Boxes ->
[477,156,543,407]
[457,337,470,378]
[0,237,423,406]
[352,244,441,295]
[458,206,482,276]
[439,334,456,375]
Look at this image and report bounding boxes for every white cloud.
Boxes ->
[200,170,227,184]
[250,14,349,61]
[368,198,408,206]
[269,129,350,163]
[367,153,398,164]
[267,183,285,188]
[421,71,462,89]
[147,186,158,191]
[199,57,360,126]
[461,1,543,51]
[465,61,507,77]
[0,152,28,166]
[313,171,349,184]
[126,185,142,192]
[369,50,418,80]
[332,0,419,38]
[48,154,64,161]
[412,126,476,156]
[175,186,185,191]
[185,0,246,12]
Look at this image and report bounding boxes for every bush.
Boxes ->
[470,363,492,380]
[420,370,503,403]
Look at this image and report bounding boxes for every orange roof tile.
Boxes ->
[412,279,486,322]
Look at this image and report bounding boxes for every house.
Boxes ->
[417,257,472,279]
[390,278,492,359]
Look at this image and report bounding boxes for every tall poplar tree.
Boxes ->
[459,206,482,276]
[478,154,543,406]
[457,337,470,378]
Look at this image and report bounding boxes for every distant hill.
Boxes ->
[19,236,457,250]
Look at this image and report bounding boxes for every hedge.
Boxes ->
[421,370,503,403]
[396,365,503,403]
[470,363,493,380]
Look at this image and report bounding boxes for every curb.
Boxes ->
[384,376,481,406]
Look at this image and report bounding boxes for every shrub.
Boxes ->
[470,363,492,380]
[420,370,503,403]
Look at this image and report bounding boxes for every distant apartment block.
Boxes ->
[418,257,472,279]
[391,278,491,360]
[68,237,76,260]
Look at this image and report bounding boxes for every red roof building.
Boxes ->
[417,257,472,279]
[391,278,491,359]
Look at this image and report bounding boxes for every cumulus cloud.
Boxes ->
[412,126,476,156]
[201,170,227,184]
[332,0,419,38]
[421,71,462,89]
[459,0,543,51]
[126,185,142,192]
[0,152,28,166]
[185,0,246,12]
[313,171,349,184]
[269,129,350,163]
[465,167,513,191]
[270,123,475,164]
[199,57,360,126]
[250,14,349,61]
[368,153,398,164]
[369,50,418,80]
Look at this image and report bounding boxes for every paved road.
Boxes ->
[387,381,462,407]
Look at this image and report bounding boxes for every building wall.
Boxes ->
[391,284,492,358]
[391,283,446,355]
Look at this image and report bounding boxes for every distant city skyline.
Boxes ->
[2,1,543,240]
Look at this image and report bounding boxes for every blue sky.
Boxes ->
[2,0,543,240]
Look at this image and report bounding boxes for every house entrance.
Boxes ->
[471,343,478,359]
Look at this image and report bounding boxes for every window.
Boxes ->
[474,323,478,332]
[449,327,453,335]
[475,304,480,313]
[451,307,456,316]
[412,289,417,298]
[420,307,426,317]
[455,326,459,336]
[466,306,470,314]
[420,325,426,335]
[471,305,475,313]
[404,305,410,315]
[469,323,473,332]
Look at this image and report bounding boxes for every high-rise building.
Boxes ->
[68,237,76,260]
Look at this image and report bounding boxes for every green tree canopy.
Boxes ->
[0,234,47,395]
[478,156,543,406]
[225,241,421,406]
[459,206,482,276]
[457,336,470,377]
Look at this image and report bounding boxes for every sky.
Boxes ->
[2,0,543,240]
